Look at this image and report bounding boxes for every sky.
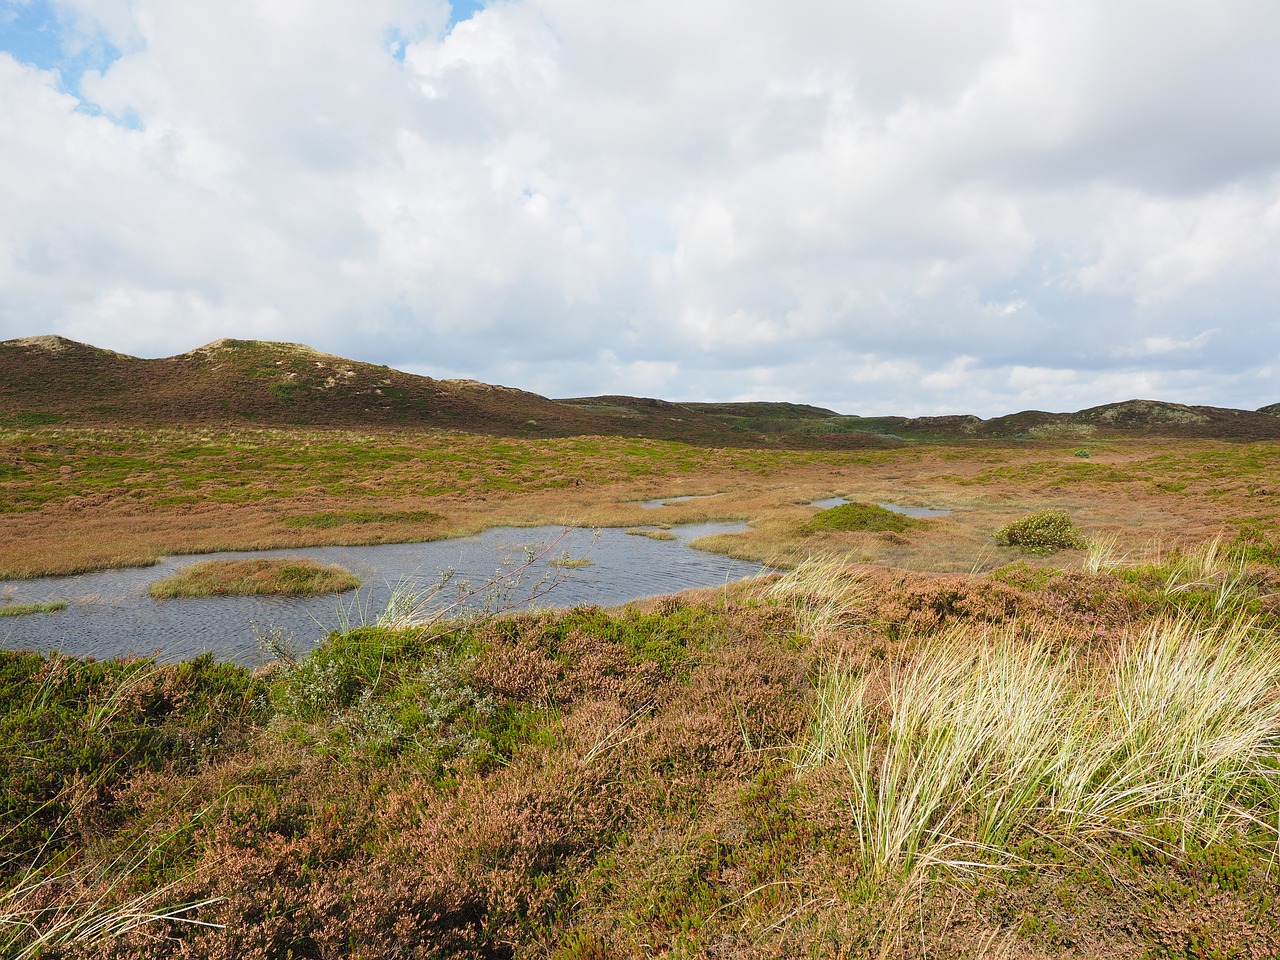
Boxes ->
[1,0,1279,417]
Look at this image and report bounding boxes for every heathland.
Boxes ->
[3,335,1280,957]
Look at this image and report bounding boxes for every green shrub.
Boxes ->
[993,510,1086,553]
[804,502,923,535]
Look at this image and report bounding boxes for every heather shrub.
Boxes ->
[0,652,266,875]
[994,510,1086,553]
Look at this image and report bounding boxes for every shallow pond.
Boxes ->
[0,523,764,665]
[638,494,720,509]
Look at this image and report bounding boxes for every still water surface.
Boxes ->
[0,523,763,665]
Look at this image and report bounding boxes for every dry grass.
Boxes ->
[5,426,1274,579]
[5,426,1242,612]
[148,559,360,599]
[624,527,676,541]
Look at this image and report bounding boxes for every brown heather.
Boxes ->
[2,545,1276,958]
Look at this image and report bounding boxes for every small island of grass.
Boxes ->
[804,501,924,534]
[0,600,68,617]
[626,527,677,541]
[149,558,361,599]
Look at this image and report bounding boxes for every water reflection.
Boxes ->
[0,523,764,665]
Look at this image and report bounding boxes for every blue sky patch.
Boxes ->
[0,0,121,97]
[448,0,485,29]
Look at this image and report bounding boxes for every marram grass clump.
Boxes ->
[799,615,1280,881]
[994,509,1086,553]
[149,558,361,599]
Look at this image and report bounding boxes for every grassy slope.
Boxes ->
[0,338,891,449]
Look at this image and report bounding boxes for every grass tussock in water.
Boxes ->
[0,600,67,617]
[148,558,361,599]
[625,527,677,540]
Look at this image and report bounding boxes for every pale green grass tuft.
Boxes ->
[0,600,68,617]
[625,527,677,541]
[762,553,865,639]
[801,615,1280,880]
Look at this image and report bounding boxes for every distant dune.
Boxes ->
[4,335,1280,443]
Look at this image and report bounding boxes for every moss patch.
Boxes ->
[282,508,446,530]
[804,501,924,534]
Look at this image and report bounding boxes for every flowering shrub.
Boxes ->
[994,510,1087,553]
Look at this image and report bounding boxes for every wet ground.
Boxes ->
[0,523,764,665]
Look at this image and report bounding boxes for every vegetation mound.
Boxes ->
[994,510,1087,552]
[0,599,67,617]
[148,558,360,599]
[805,501,923,534]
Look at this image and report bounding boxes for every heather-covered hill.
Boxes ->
[0,337,889,448]
[5,335,1280,442]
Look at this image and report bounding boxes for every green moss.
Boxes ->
[268,626,556,774]
[986,562,1056,590]
[283,508,446,529]
[804,501,923,534]
[0,651,267,877]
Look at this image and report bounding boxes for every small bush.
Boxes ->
[804,502,922,535]
[994,510,1086,553]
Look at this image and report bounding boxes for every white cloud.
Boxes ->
[1,0,1279,417]
[1117,331,1217,358]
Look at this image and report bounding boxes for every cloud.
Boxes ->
[1,0,1278,416]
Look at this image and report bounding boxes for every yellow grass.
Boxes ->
[148,558,360,599]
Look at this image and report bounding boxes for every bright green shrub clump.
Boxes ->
[994,510,1086,553]
[805,502,922,535]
